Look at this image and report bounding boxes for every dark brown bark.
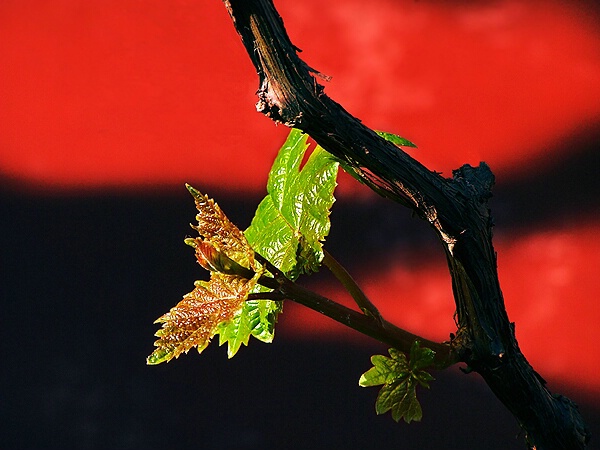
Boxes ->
[220,0,591,448]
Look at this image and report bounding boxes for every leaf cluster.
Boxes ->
[147,129,339,363]
[146,127,438,423]
[146,189,260,365]
[359,341,435,423]
[221,129,339,357]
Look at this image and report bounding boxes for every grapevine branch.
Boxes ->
[220,0,590,448]
[252,252,453,368]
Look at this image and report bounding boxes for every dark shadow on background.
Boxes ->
[1,175,599,449]
[492,121,600,233]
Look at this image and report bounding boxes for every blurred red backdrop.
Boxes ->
[1,0,599,397]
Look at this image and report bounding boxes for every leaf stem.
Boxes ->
[247,291,285,301]
[255,275,456,369]
[322,250,383,324]
[251,250,456,368]
[254,252,284,278]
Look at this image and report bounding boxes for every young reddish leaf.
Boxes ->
[186,184,256,270]
[185,239,255,278]
[147,186,262,364]
[147,274,258,365]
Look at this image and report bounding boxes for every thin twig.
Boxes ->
[322,249,383,325]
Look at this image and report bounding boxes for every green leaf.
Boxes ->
[245,128,339,278]
[409,339,436,372]
[217,293,283,358]
[376,377,422,423]
[216,129,339,357]
[375,130,417,148]
[359,352,408,387]
[359,342,435,423]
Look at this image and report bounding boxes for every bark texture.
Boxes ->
[221,1,590,448]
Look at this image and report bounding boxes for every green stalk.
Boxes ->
[322,250,383,324]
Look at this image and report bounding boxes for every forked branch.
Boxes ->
[252,252,454,368]
[220,0,590,448]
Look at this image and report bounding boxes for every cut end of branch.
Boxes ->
[452,162,495,201]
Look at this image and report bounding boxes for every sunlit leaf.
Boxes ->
[375,130,417,148]
[216,296,281,358]
[186,184,256,270]
[245,128,339,278]
[218,128,339,357]
[359,342,435,423]
[147,187,260,364]
[147,274,258,365]
[148,129,339,362]
[359,349,408,387]
[185,239,255,278]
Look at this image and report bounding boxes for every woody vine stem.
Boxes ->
[220,0,590,448]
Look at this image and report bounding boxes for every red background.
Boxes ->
[2,0,600,438]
